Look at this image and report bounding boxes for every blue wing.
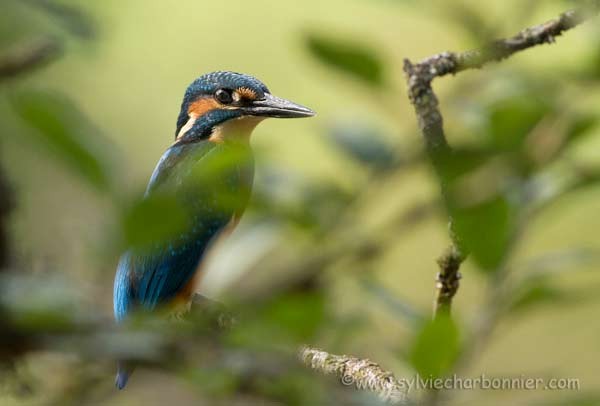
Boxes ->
[114,141,253,321]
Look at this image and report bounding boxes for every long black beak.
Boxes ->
[246,93,315,118]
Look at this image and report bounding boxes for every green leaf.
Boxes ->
[226,292,325,349]
[584,43,600,80]
[305,33,385,87]
[566,114,598,145]
[0,273,85,333]
[360,277,424,326]
[409,314,460,379]
[433,148,517,271]
[328,121,397,170]
[254,371,326,405]
[11,90,112,192]
[122,193,188,250]
[508,280,564,314]
[184,368,238,397]
[487,94,551,150]
[441,2,499,46]
[263,292,325,342]
[24,0,97,40]
[450,195,516,271]
[433,148,492,186]
[545,394,600,406]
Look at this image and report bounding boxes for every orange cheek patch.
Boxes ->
[176,97,223,140]
[188,97,221,116]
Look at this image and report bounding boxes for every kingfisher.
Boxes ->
[113,71,315,389]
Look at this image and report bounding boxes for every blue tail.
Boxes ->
[115,362,133,390]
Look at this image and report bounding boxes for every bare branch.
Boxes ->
[424,7,597,77]
[403,5,598,318]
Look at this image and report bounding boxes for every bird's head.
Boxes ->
[175,71,315,144]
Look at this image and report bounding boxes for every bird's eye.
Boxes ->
[215,89,233,104]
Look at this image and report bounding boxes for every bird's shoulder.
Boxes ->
[145,140,254,195]
[145,140,217,194]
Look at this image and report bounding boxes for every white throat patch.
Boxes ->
[176,113,198,140]
[209,116,265,144]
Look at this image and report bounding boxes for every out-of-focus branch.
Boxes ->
[299,346,407,404]
[189,293,236,330]
[403,5,598,319]
[0,38,62,80]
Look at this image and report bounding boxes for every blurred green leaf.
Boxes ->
[24,0,96,40]
[122,193,188,250]
[328,121,397,170]
[11,89,112,191]
[542,392,600,406]
[519,248,600,276]
[508,280,565,314]
[450,195,516,271]
[263,292,325,342]
[409,314,460,379]
[227,292,325,349]
[185,367,239,397]
[305,33,385,87]
[255,371,326,405]
[0,273,87,332]
[591,47,600,79]
[566,114,598,145]
[360,277,424,326]
[487,94,551,150]
[432,147,517,271]
[254,168,351,232]
[545,114,600,162]
[506,248,598,314]
[434,148,493,185]
[579,41,600,80]
[440,1,499,45]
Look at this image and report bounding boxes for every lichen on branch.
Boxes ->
[299,346,408,404]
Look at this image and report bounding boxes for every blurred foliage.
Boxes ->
[408,314,461,379]
[327,120,399,171]
[450,194,516,271]
[486,93,552,152]
[305,33,386,87]
[121,193,188,250]
[11,90,113,192]
[0,167,12,268]
[508,279,566,313]
[22,0,97,40]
